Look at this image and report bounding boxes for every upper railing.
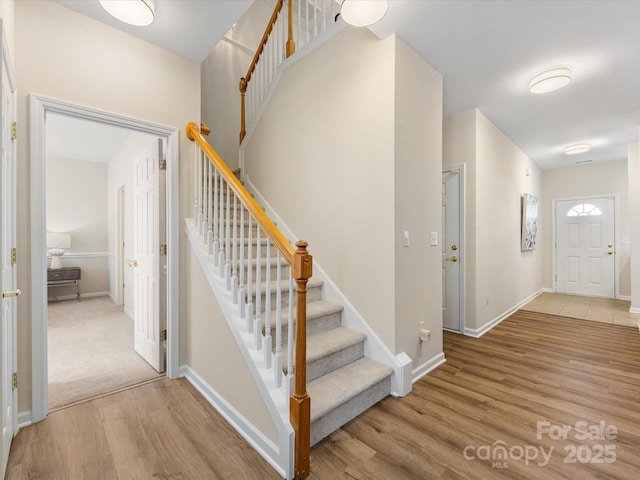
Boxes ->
[240,0,340,143]
[186,122,312,479]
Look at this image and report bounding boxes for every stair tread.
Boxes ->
[281,327,365,363]
[277,300,343,325]
[308,358,393,422]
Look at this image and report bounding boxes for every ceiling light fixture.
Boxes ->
[340,0,388,27]
[564,143,591,155]
[99,0,155,27]
[528,67,571,94]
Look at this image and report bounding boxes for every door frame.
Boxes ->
[552,194,620,298]
[442,164,465,334]
[30,95,180,423]
[115,186,125,306]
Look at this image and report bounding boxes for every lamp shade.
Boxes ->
[99,0,155,27]
[46,232,71,249]
[341,0,388,27]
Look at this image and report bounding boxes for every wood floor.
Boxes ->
[7,310,640,479]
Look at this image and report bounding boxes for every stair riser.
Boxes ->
[278,309,342,341]
[310,376,391,446]
[307,342,364,383]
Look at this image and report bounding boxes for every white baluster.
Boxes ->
[254,228,262,350]
[314,0,318,38]
[305,0,309,45]
[239,206,246,318]
[197,150,204,235]
[231,194,239,302]
[297,0,301,51]
[202,156,209,238]
[264,241,272,368]
[274,251,283,387]
[246,216,254,332]
[218,175,225,275]
[206,161,213,252]
[212,169,219,261]
[193,144,199,221]
[322,0,326,33]
[225,184,232,288]
[287,275,294,400]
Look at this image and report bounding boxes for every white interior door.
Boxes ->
[442,169,462,331]
[0,31,17,476]
[133,139,166,372]
[556,197,615,297]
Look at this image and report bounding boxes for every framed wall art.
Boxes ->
[521,193,539,251]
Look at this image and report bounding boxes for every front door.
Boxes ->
[442,169,462,331]
[556,196,615,297]
[133,139,166,372]
[0,29,17,475]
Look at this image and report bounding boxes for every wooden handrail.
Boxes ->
[239,0,296,144]
[186,122,295,264]
[186,121,312,478]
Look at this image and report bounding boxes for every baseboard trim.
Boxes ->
[465,290,543,338]
[629,307,640,315]
[412,353,446,383]
[617,295,631,301]
[17,411,32,429]
[179,365,287,479]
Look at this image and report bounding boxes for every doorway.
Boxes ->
[44,114,164,410]
[30,95,180,423]
[442,166,464,333]
[554,196,616,298]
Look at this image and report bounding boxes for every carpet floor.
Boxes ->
[48,296,163,410]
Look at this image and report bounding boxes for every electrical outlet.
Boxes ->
[420,329,431,341]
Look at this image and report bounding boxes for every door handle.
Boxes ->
[446,256,458,262]
[607,252,614,255]
[2,289,21,298]
[128,260,138,267]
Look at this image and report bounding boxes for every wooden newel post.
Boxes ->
[239,77,247,144]
[286,0,296,58]
[291,240,312,479]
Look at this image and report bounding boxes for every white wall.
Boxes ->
[629,142,640,311]
[443,109,544,334]
[393,38,443,365]
[15,0,200,414]
[201,0,273,170]
[0,0,15,61]
[244,26,444,368]
[46,155,109,296]
[542,160,630,297]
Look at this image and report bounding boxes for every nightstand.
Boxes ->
[47,267,81,301]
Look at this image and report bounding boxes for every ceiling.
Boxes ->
[53,0,640,171]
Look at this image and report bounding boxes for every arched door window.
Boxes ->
[566,203,602,217]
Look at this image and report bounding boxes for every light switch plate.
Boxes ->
[430,232,438,246]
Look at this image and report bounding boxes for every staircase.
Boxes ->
[196,166,393,447]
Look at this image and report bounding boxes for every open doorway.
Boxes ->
[45,113,164,410]
[30,95,180,423]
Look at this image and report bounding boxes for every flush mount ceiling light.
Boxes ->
[340,0,388,27]
[564,143,591,155]
[528,67,571,94]
[99,0,155,27]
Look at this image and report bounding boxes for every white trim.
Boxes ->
[17,412,32,430]
[464,289,542,338]
[617,295,631,301]
[412,353,446,383]
[243,175,412,397]
[630,307,640,315]
[184,220,294,479]
[552,194,619,298]
[179,365,287,479]
[29,94,180,424]
[46,252,109,259]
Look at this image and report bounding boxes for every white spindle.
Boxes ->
[232,194,239,302]
[239,206,246,318]
[306,0,309,44]
[254,228,262,350]
[218,174,225,275]
[322,0,326,32]
[297,0,301,51]
[225,184,232,288]
[314,0,318,38]
[197,150,203,234]
[212,170,219,263]
[274,251,283,387]
[193,144,199,220]
[264,242,272,368]
[207,161,213,253]
[246,216,254,332]
[287,275,294,399]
